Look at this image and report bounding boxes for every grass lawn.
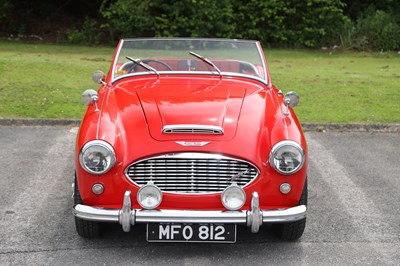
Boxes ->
[266,49,400,124]
[0,41,399,123]
[0,42,113,118]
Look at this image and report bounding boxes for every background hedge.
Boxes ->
[1,0,399,51]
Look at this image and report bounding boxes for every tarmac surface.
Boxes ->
[0,125,399,265]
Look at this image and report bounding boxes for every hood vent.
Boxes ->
[162,124,224,135]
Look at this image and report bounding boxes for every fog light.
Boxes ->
[137,182,162,210]
[280,183,291,194]
[92,183,104,195]
[221,183,246,211]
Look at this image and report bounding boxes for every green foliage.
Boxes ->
[342,0,400,20]
[99,0,347,48]
[67,30,85,44]
[233,0,347,48]
[97,0,400,50]
[340,8,400,51]
[0,0,13,32]
[67,17,102,45]
[100,0,155,40]
[1,0,400,51]
[356,9,400,51]
[152,0,235,38]
[100,0,235,41]
[0,0,13,21]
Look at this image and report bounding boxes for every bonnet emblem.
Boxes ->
[176,141,210,147]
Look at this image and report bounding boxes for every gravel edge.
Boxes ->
[0,118,399,133]
[301,123,400,133]
[0,118,81,127]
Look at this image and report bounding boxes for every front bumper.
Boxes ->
[73,191,306,233]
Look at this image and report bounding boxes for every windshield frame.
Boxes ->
[111,38,268,84]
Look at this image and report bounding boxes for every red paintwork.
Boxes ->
[75,40,307,212]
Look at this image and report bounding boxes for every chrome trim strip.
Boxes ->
[73,192,307,233]
[74,204,306,224]
[162,124,224,134]
[112,71,269,86]
[262,205,306,223]
[73,205,119,222]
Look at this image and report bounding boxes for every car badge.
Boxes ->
[176,141,210,147]
[231,169,250,182]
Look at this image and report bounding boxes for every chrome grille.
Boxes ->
[125,153,259,193]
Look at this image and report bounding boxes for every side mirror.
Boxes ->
[82,89,99,112]
[283,91,299,115]
[92,70,106,85]
[284,91,299,107]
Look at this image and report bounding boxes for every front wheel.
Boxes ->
[74,175,101,238]
[274,179,307,241]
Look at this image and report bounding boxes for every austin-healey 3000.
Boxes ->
[73,38,308,242]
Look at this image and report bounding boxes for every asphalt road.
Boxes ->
[0,126,399,266]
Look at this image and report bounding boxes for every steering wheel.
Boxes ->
[239,61,259,76]
[142,59,173,71]
[126,59,174,73]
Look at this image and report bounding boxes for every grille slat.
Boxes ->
[125,153,259,194]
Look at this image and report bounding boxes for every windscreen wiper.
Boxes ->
[126,56,159,77]
[189,51,222,78]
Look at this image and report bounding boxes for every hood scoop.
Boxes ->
[162,124,224,135]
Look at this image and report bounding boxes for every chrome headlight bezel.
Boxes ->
[269,140,305,175]
[79,140,116,175]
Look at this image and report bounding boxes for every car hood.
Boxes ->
[93,76,289,163]
[134,78,246,141]
[77,74,308,211]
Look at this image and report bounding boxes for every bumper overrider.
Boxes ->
[73,191,306,233]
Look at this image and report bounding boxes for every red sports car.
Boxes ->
[73,38,308,242]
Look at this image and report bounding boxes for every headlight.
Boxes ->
[79,140,116,175]
[269,140,305,175]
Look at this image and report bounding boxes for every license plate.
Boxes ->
[147,223,236,243]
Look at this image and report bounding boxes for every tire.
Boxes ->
[74,175,101,238]
[274,179,307,241]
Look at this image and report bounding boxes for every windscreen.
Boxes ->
[112,38,266,81]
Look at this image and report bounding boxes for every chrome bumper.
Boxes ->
[73,191,306,233]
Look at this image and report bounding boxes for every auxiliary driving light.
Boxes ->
[92,183,104,195]
[137,182,162,210]
[221,183,246,211]
[280,183,292,194]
